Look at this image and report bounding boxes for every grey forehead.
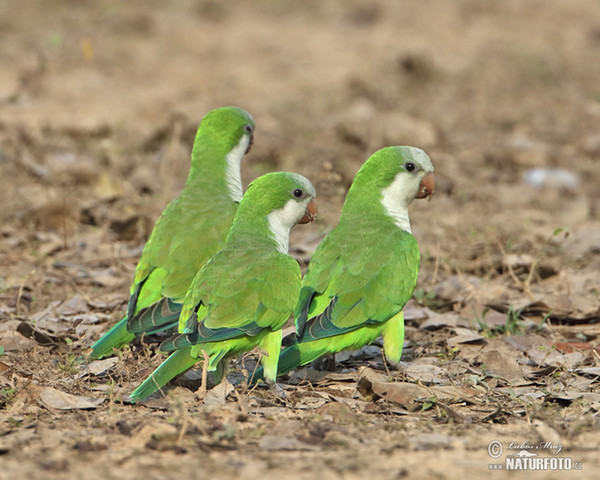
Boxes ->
[403,147,434,172]
[290,174,316,196]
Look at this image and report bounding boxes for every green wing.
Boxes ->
[295,219,420,341]
[177,244,300,341]
[131,192,237,316]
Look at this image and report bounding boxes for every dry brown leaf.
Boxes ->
[38,387,104,410]
[420,311,458,330]
[75,358,119,379]
[447,333,487,347]
[404,361,447,385]
[527,346,584,369]
[403,300,430,322]
[203,380,234,408]
[476,349,526,385]
[357,367,474,408]
[16,322,66,345]
[576,367,600,377]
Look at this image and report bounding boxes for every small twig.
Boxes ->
[150,372,166,400]
[592,348,600,366]
[15,269,36,316]
[177,419,188,446]
[480,405,503,423]
[429,243,440,287]
[232,388,247,417]
[15,282,26,317]
[523,402,531,424]
[195,349,209,401]
[245,348,265,395]
[381,349,392,377]
[497,240,533,299]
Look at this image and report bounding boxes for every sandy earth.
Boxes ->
[1,1,599,479]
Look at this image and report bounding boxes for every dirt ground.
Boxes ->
[1,1,599,478]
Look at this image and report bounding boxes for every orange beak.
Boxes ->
[299,199,318,224]
[415,172,435,200]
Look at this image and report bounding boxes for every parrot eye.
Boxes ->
[293,188,304,198]
[405,162,416,172]
[243,124,253,134]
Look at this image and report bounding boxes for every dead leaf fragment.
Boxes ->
[477,349,526,385]
[447,332,487,347]
[16,321,66,345]
[38,387,104,410]
[420,311,458,330]
[75,357,119,378]
[203,380,234,408]
[404,362,447,385]
[357,367,472,408]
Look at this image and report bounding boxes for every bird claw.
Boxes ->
[265,380,288,400]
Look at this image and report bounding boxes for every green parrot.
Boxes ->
[250,146,435,382]
[129,171,318,402]
[89,106,255,360]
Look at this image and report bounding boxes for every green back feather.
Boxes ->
[133,106,255,306]
[131,172,316,396]
[90,107,254,360]
[178,172,315,335]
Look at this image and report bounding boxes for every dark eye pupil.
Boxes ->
[293,189,303,198]
[244,124,253,134]
[406,162,415,172]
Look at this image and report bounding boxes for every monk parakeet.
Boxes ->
[251,146,434,382]
[129,171,318,402]
[89,106,255,360]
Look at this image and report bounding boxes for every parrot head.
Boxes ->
[235,172,317,252]
[341,146,434,233]
[245,171,317,225]
[377,146,435,207]
[198,106,255,154]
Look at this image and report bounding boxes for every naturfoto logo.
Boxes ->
[487,440,583,471]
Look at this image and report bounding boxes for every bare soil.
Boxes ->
[1,1,599,479]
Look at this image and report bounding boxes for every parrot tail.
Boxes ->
[129,347,197,402]
[158,332,196,353]
[127,297,182,335]
[89,317,135,360]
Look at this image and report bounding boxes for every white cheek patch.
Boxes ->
[267,199,305,254]
[380,172,418,233]
[225,134,251,202]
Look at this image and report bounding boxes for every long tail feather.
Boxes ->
[129,347,197,402]
[159,319,264,353]
[127,297,182,335]
[89,317,135,360]
[159,332,196,353]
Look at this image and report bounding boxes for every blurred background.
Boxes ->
[1,0,598,312]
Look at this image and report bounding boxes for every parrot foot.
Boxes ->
[265,379,288,401]
[194,350,210,401]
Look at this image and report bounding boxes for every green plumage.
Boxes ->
[130,172,317,402]
[251,146,434,382]
[89,106,255,360]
